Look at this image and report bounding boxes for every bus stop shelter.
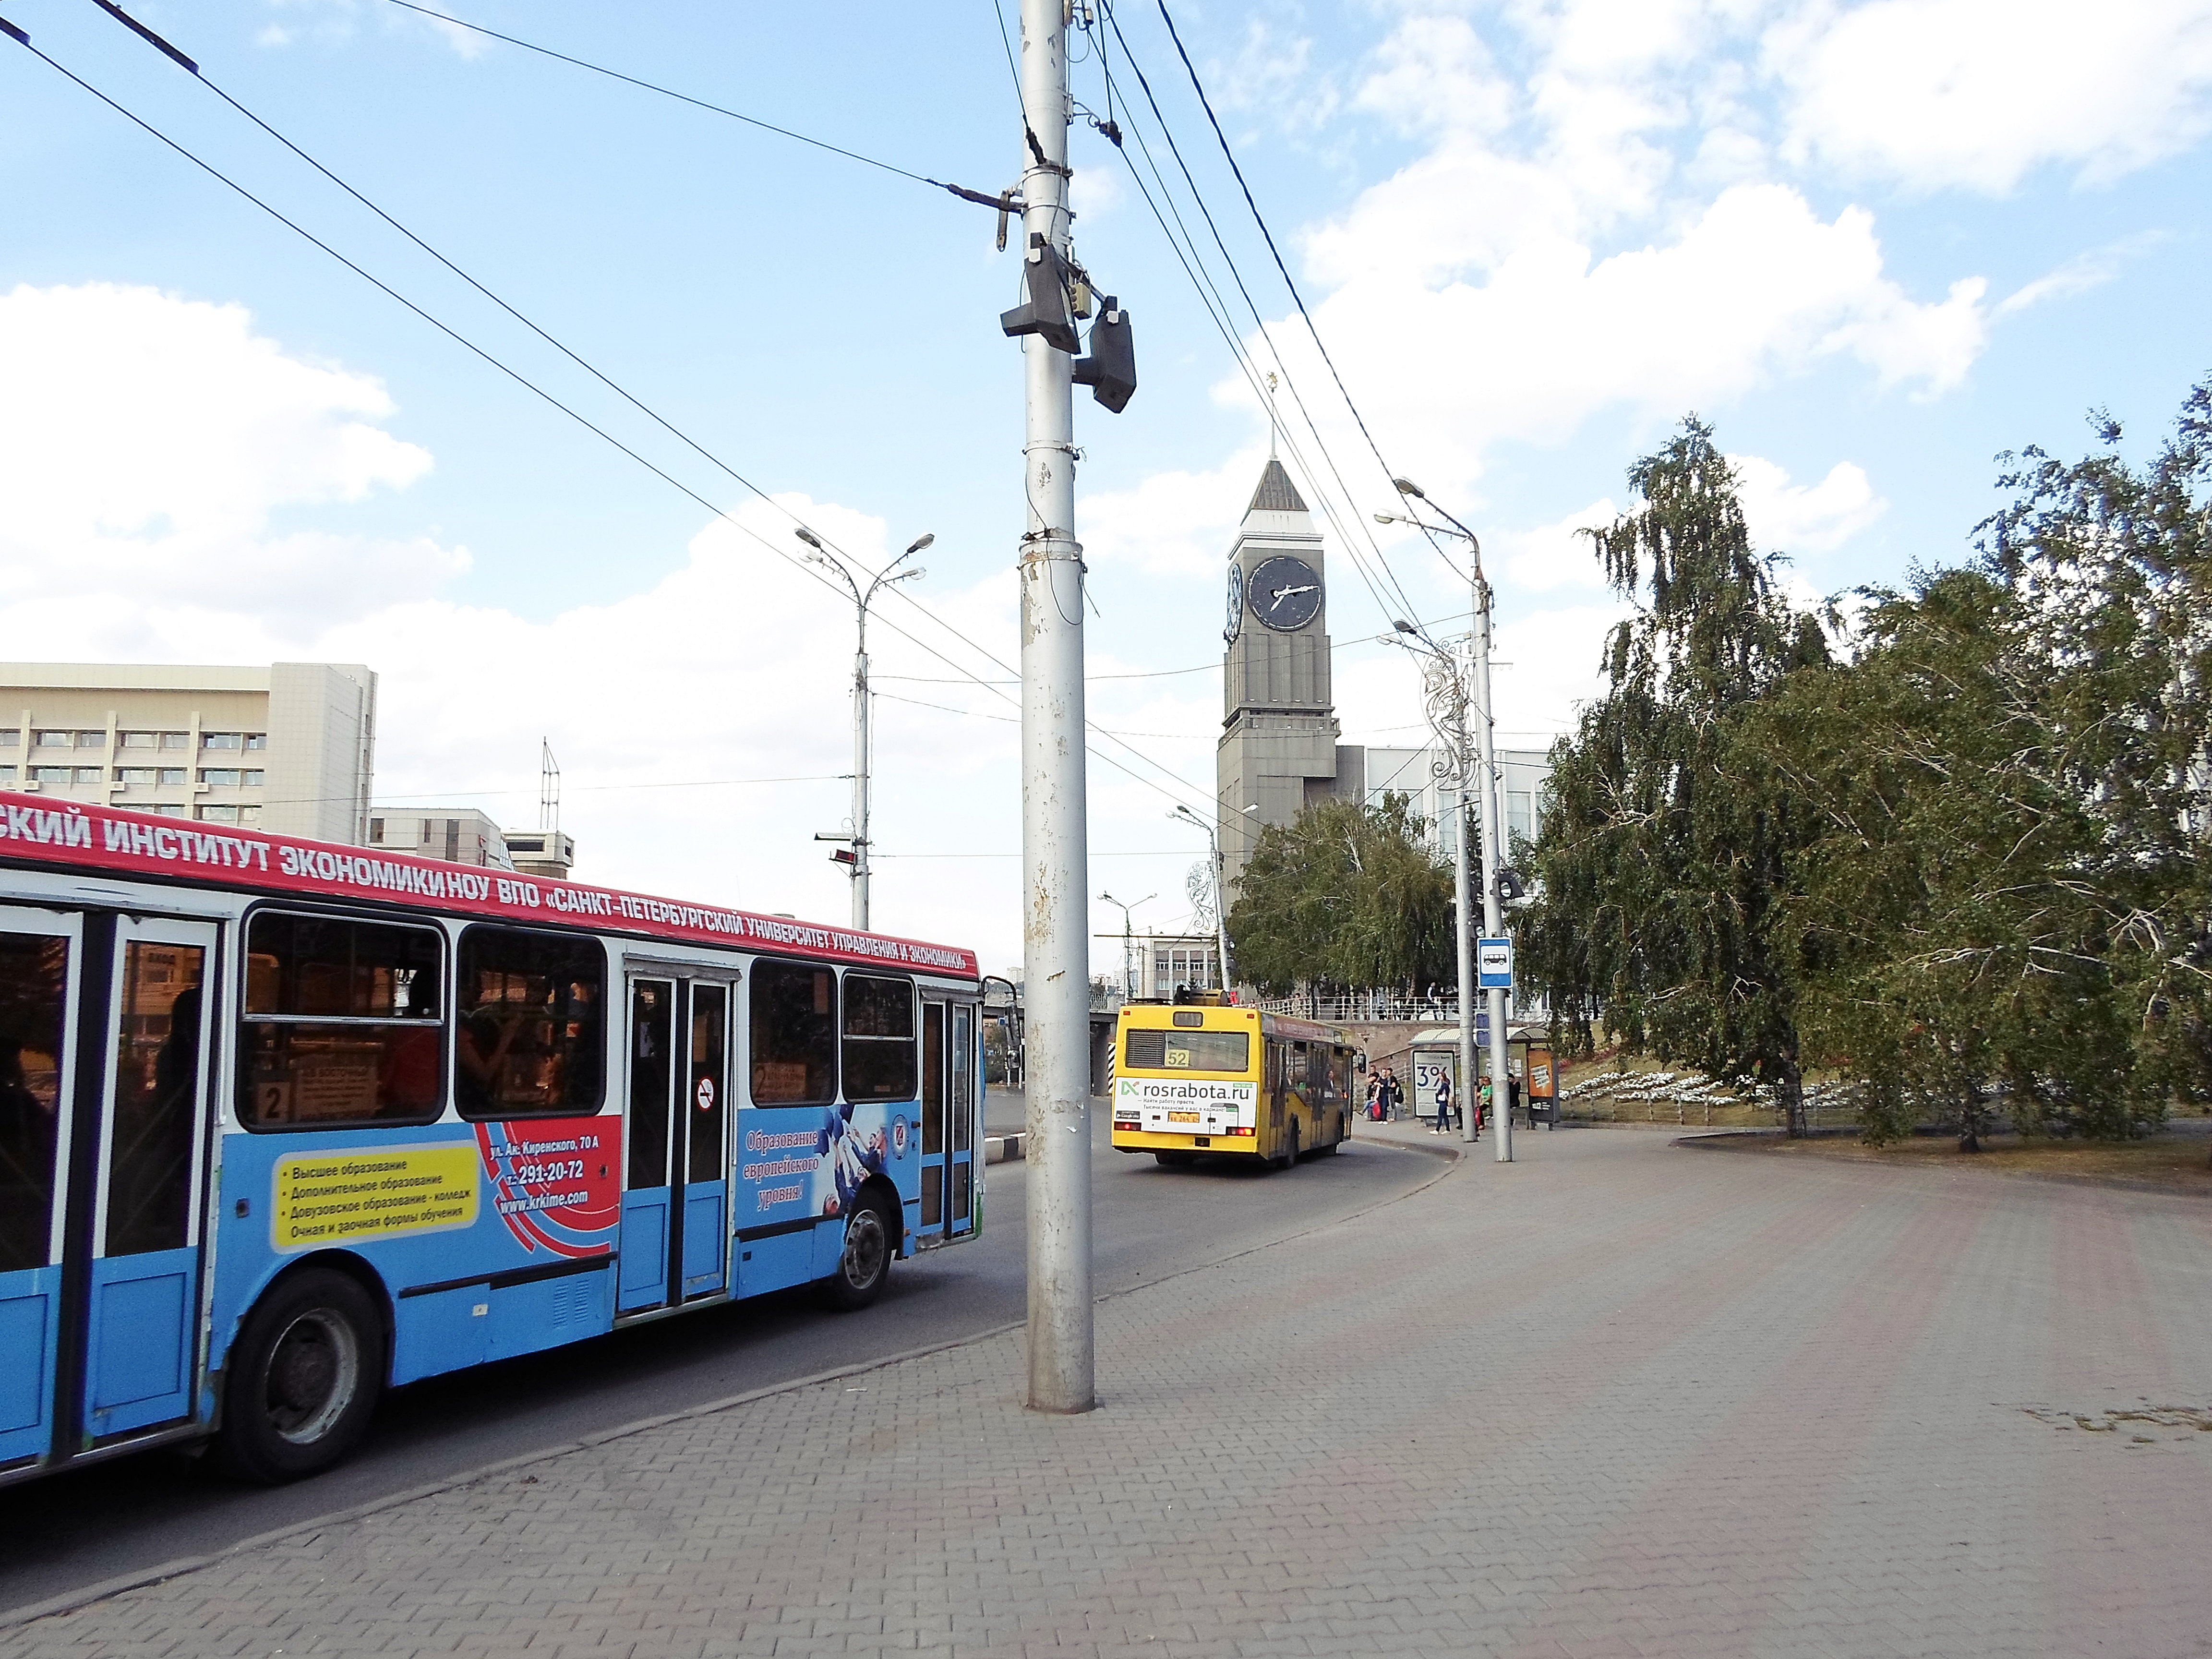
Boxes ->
[1406,1022,1558,1128]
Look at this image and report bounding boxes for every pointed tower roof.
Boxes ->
[1247,457,1308,516]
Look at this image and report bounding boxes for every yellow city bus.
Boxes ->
[1110,1001,1357,1167]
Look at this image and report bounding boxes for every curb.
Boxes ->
[984,1131,1025,1163]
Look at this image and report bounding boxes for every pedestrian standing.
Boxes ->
[1432,1069,1453,1134]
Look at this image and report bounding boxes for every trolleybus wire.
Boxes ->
[29,14,1222,819]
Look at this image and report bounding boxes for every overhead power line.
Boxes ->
[382,0,973,200]
[1148,0,1448,570]
[1091,3,1431,629]
[36,4,1221,820]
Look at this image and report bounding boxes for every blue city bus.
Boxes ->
[0,793,983,1484]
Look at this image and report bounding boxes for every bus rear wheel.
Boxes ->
[821,1191,893,1311]
[216,1268,384,1484]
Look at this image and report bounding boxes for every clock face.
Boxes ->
[1249,554,1323,632]
[1224,566,1243,644]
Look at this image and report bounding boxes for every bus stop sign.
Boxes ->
[1478,937,1514,989]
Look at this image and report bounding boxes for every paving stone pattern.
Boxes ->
[18,1126,2212,1658]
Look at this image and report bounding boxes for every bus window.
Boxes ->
[1123,1028,1250,1072]
[0,932,67,1273]
[842,974,916,1102]
[239,912,444,1130]
[749,961,836,1105]
[454,927,606,1119]
[1291,1044,1311,1087]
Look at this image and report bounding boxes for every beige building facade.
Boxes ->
[0,662,376,843]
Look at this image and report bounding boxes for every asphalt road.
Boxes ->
[0,1106,1438,1616]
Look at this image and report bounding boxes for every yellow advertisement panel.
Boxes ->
[271,1144,481,1252]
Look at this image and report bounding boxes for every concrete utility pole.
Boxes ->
[1015,0,1094,1414]
[1383,481,1512,1159]
[1470,560,1512,1164]
[799,528,929,931]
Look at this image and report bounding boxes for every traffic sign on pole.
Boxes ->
[1478,937,1514,989]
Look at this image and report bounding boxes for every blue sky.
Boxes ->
[4,0,2209,975]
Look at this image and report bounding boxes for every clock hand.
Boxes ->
[1268,584,1318,607]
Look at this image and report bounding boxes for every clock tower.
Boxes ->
[1217,457,1359,900]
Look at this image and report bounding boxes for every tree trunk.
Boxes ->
[1779,1053,1808,1138]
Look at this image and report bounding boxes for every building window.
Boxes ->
[200,768,241,787]
[30,767,70,784]
[243,733,267,750]
[240,805,264,825]
[842,974,917,1102]
[454,927,605,1120]
[0,766,15,783]
[117,767,155,786]
[73,767,103,784]
[0,729,17,747]
[156,767,186,787]
[198,804,240,824]
[76,731,105,749]
[118,731,156,749]
[203,732,243,750]
[34,731,72,748]
[368,817,384,844]
[152,803,187,816]
[158,732,189,750]
[749,960,836,1106]
[238,912,445,1130]
[242,769,264,787]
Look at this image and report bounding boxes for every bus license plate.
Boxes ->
[1166,1110,1202,1123]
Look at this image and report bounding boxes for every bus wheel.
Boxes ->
[217,1269,384,1484]
[822,1191,893,1311]
[1277,1122,1300,1170]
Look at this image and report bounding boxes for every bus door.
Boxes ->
[915,1000,977,1245]
[619,975,732,1313]
[0,906,84,1469]
[948,1003,975,1237]
[78,917,218,1442]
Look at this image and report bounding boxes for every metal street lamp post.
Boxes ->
[1168,803,1235,995]
[797,527,929,931]
[1380,482,1513,1163]
[1097,890,1154,1002]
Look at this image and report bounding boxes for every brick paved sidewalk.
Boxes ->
[15,1129,2212,1658]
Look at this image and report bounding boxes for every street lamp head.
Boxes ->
[1393,619,1419,635]
[905,532,935,555]
[893,566,926,584]
[1374,512,1396,526]
[794,527,825,550]
[1392,477,1426,500]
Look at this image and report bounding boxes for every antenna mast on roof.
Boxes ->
[539,739,561,835]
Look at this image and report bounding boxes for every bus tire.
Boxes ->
[821,1190,893,1311]
[216,1268,384,1485]
[1276,1121,1299,1170]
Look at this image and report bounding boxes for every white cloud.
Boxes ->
[1493,498,1620,591]
[1730,452,1887,553]
[0,283,455,633]
[1282,181,1985,519]
[1769,0,2212,191]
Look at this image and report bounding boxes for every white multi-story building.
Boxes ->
[0,662,376,843]
[1352,745,1553,864]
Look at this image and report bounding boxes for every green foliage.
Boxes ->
[1757,570,2157,1146]
[1974,388,2212,1113]
[1226,793,1455,998]
[1519,417,1827,1133]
